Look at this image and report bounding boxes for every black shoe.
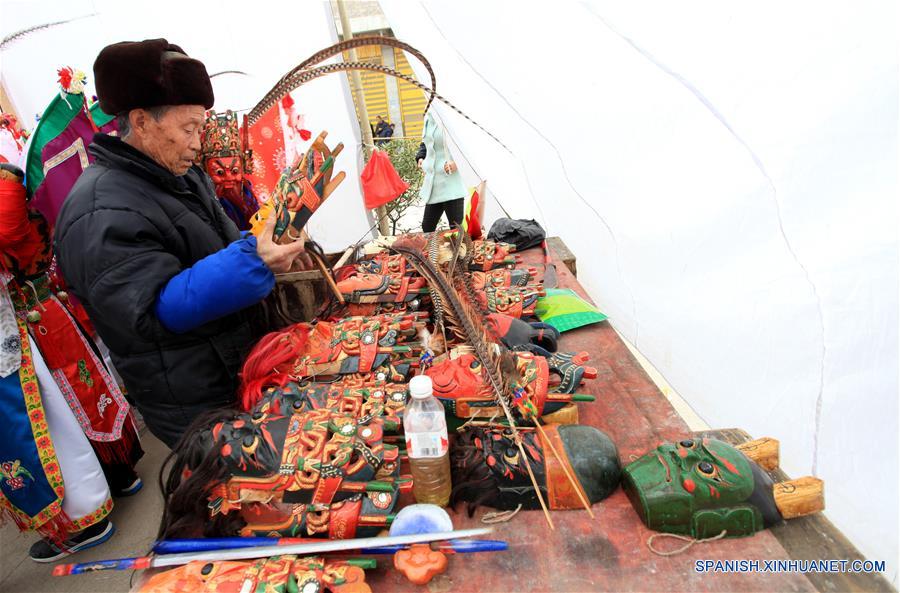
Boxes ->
[112,476,143,497]
[28,519,115,563]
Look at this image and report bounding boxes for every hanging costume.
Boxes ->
[20,67,143,470]
[0,165,118,543]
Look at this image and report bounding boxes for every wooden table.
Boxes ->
[366,244,893,593]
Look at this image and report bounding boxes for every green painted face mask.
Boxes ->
[622,438,787,539]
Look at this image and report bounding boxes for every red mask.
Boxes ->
[205,156,243,202]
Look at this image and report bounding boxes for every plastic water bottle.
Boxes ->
[404,375,451,506]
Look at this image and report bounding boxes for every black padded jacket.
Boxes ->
[54,134,263,447]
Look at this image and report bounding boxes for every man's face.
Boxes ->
[135,105,205,175]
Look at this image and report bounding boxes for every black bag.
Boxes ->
[486,218,546,251]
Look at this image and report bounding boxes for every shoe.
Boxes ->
[113,476,143,497]
[28,519,115,563]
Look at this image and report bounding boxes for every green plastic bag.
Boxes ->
[535,288,608,333]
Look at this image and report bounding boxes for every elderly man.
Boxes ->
[55,39,306,447]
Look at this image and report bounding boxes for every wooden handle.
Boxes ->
[312,252,345,304]
[736,437,780,471]
[774,476,824,519]
[321,171,346,200]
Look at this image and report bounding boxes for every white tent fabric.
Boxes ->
[0,0,373,251]
[380,0,898,583]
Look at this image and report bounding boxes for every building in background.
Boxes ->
[330,0,427,140]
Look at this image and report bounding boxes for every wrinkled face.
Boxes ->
[131,105,205,175]
[205,156,242,198]
[622,438,754,531]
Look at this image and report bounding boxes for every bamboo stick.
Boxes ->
[311,251,345,304]
[518,437,555,530]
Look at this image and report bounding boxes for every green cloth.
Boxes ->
[25,92,113,195]
[535,288,608,333]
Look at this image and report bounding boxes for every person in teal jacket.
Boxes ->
[415,112,466,231]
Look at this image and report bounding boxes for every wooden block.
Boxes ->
[736,437,780,471]
[541,403,579,425]
[774,476,825,519]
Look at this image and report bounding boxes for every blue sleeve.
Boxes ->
[154,236,274,334]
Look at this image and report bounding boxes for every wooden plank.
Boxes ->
[695,429,895,593]
[546,235,577,277]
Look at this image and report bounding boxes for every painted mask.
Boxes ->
[450,424,620,512]
[163,405,407,541]
[138,555,370,593]
[486,313,559,356]
[623,438,789,538]
[353,254,413,278]
[245,313,426,381]
[425,349,596,421]
[469,267,538,290]
[204,155,243,201]
[255,380,408,430]
[199,110,251,195]
[335,273,429,316]
[477,285,544,318]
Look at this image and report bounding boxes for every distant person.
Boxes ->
[416,112,465,232]
[373,114,394,146]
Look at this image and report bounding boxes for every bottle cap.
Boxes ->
[409,375,433,400]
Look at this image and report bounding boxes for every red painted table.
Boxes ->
[367,245,816,593]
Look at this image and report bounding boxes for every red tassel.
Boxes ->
[89,416,143,465]
[239,325,309,411]
[1,503,77,548]
[34,510,78,549]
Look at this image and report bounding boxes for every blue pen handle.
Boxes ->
[153,537,277,554]
[153,537,508,555]
[53,556,149,576]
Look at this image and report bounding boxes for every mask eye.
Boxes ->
[231,167,240,175]
[215,168,224,176]
[697,461,717,477]
[503,447,519,464]
[679,439,695,448]
[241,434,259,454]
[469,360,481,369]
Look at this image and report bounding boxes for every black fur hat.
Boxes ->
[93,38,214,115]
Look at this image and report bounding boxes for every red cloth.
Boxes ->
[246,106,286,203]
[0,176,49,274]
[360,149,409,209]
[465,188,484,239]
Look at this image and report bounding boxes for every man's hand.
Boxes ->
[256,209,308,274]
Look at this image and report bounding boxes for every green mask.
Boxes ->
[622,438,782,538]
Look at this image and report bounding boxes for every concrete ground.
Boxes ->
[0,432,168,593]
